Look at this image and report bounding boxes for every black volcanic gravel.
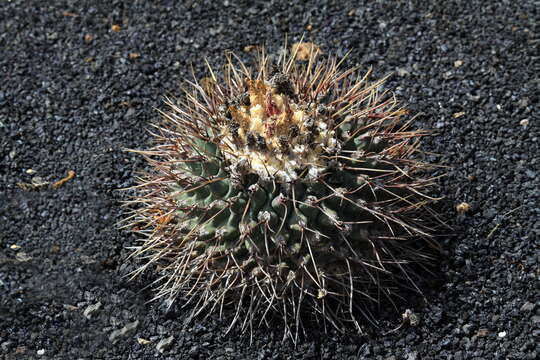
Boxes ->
[1,0,538,359]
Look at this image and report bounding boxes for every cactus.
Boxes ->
[124,45,443,340]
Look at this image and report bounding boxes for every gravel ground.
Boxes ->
[1,0,538,359]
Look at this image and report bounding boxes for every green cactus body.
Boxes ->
[126,45,443,339]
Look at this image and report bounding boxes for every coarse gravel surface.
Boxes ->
[0,0,538,359]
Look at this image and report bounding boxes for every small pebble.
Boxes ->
[137,338,151,345]
[15,252,32,262]
[520,302,535,312]
[83,302,102,319]
[109,320,139,344]
[156,336,174,354]
[456,202,471,214]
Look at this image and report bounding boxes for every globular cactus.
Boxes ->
[124,44,442,340]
